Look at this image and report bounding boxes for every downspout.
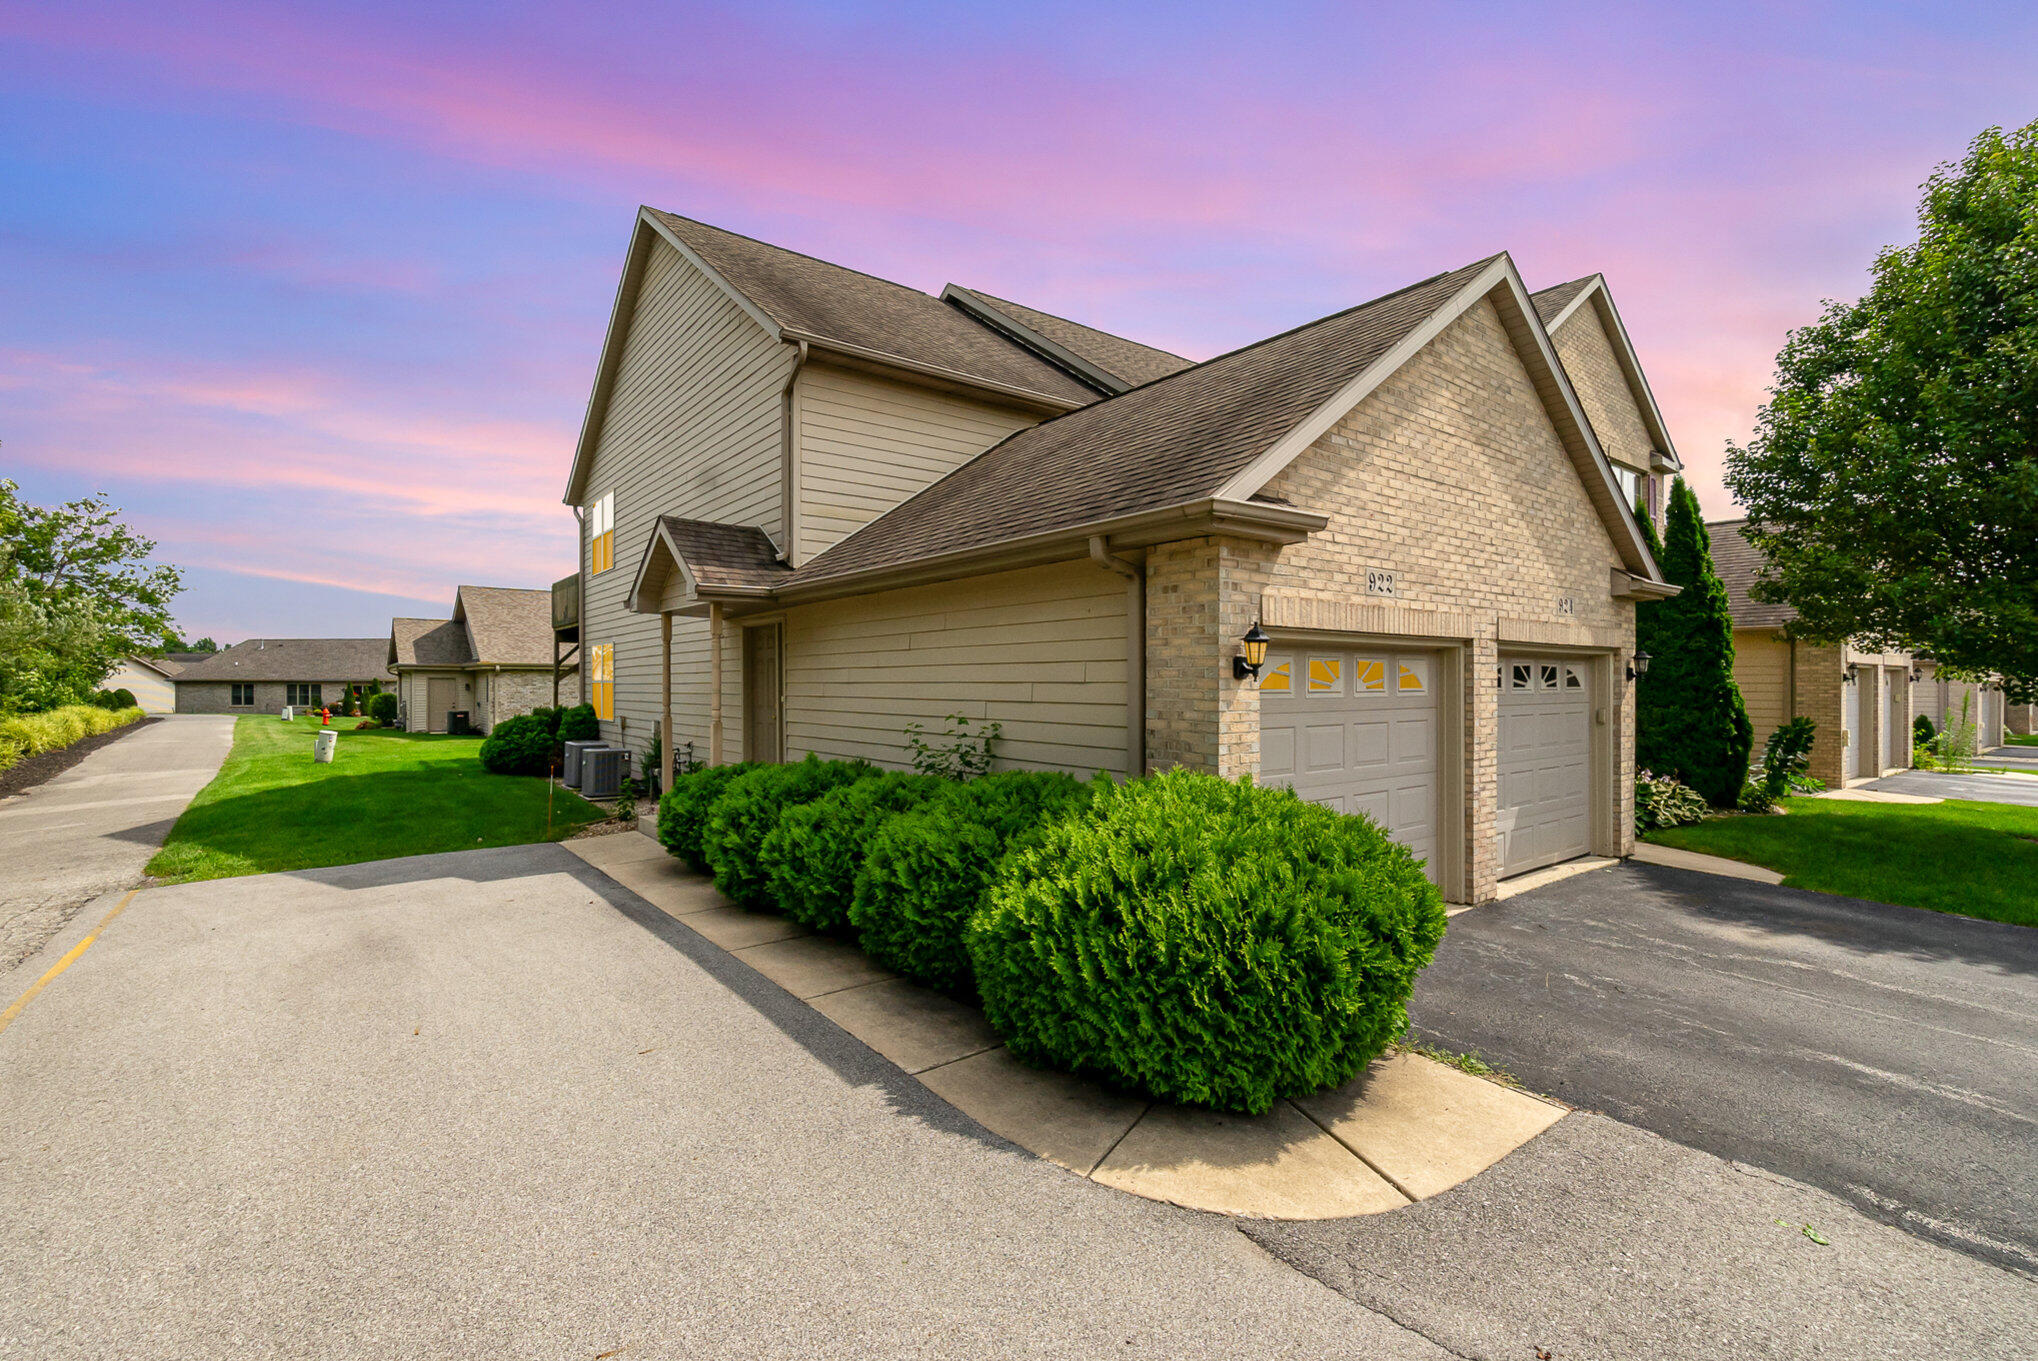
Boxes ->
[778,339,809,564]
[1089,535,1145,778]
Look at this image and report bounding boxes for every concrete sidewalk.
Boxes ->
[0,715,233,973]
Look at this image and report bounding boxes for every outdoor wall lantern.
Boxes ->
[1626,650,1651,683]
[1234,622,1271,681]
[1845,662,1860,684]
[1910,667,1924,683]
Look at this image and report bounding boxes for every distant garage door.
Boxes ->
[1259,647,1440,878]
[1498,656,1594,877]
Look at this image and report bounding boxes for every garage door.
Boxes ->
[1498,656,1593,877]
[1258,648,1439,877]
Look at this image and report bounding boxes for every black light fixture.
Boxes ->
[1910,667,1923,684]
[1626,650,1651,683]
[1844,662,1860,684]
[1234,622,1271,681]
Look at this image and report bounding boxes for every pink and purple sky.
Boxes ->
[5,1,2035,640]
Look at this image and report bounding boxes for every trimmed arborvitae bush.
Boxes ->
[701,756,873,909]
[1913,713,1937,747]
[762,772,949,931]
[851,771,1094,994]
[657,762,756,872]
[1637,478,1755,807]
[367,692,399,727]
[528,706,563,738]
[478,714,556,776]
[967,771,1445,1115]
[557,704,599,743]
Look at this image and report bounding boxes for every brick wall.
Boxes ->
[1549,302,1655,475]
[176,680,362,715]
[1146,296,1640,901]
[481,668,559,733]
[1792,643,1848,787]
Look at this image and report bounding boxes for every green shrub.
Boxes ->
[657,763,756,871]
[1737,781,1778,814]
[528,706,564,738]
[1913,713,1937,747]
[558,704,599,743]
[478,714,557,776]
[367,692,399,726]
[90,688,137,711]
[702,757,874,909]
[903,712,1001,779]
[967,771,1445,1115]
[762,772,949,931]
[1757,717,1817,799]
[848,771,1095,994]
[1636,769,1709,832]
[0,704,145,773]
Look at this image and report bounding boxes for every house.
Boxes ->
[172,638,394,716]
[1532,274,1682,528]
[387,585,572,734]
[559,208,1679,902]
[1711,519,2010,779]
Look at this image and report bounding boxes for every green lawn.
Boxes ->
[1644,797,2038,927]
[148,714,605,883]
[2007,733,2038,747]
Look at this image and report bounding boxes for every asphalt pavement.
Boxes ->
[1408,860,2038,1277]
[0,714,233,973]
[1863,768,2038,805]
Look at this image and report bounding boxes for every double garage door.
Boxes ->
[1259,646,1595,884]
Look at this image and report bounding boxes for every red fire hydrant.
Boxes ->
[320,707,331,726]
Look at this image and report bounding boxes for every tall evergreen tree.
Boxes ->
[1636,479,1754,806]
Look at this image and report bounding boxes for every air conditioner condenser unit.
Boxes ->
[581,747,630,801]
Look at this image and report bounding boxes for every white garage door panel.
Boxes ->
[1497,656,1594,878]
[1258,649,1440,880]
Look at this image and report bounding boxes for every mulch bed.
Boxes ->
[0,716,162,801]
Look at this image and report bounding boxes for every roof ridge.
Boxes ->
[1532,274,1598,299]
[949,285,1192,362]
[650,208,946,305]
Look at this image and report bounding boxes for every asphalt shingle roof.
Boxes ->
[390,617,469,667]
[657,518,790,592]
[784,256,1499,589]
[455,586,556,666]
[175,638,394,683]
[946,286,1195,389]
[1531,276,1594,325]
[647,210,1102,407]
[1707,519,1797,629]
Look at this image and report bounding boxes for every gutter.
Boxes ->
[778,338,809,564]
[1088,535,1146,778]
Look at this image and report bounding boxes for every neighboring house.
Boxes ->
[172,639,393,716]
[106,656,178,713]
[1710,519,1916,786]
[1911,659,2009,752]
[559,208,1678,903]
[387,585,572,734]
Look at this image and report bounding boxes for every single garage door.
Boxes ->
[1258,647,1440,877]
[1498,656,1594,877]
[1843,680,1861,780]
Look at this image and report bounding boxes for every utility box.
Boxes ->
[281,706,294,721]
[581,747,629,801]
[314,730,337,764]
[562,739,605,788]
[447,709,473,736]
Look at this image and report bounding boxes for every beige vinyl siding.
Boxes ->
[1733,629,1792,749]
[794,363,1038,564]
[580,236,792,764]
[781,560,1129,776]
[1550,305,1654,474]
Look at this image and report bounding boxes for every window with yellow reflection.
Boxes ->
[1308,657,1342,692]
[1398,659,1429,693]
[591,642,614,721]
[1259,659,1292,693]
[590,492,615,575]
[1353,659,1386,693]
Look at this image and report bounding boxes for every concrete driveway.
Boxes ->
[1409,861,2038,1277]
[1863,767,2038,806]
[0,844,1451,1360]
[0,715,233,972]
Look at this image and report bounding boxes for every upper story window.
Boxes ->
[590,492,616,575]
[590,643,614,721]
[1612,465,1643,512]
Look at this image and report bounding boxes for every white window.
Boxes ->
[590,492,616,575]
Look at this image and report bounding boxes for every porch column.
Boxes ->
[660,611,674,790]
[708,602,725,766]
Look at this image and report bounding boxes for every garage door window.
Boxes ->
[1398,659,1429,693]
[1259,659,1292,692]
[1308,657,1342,692]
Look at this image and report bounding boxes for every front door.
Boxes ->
[426,676,457,734]
[1498,656,1595,877]
[743,624,783,763]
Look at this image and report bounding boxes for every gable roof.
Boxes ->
[1531,273,1682,471]
[118,656,180,680]
[777,253,1662,595]
[1707,519,1797,629]
[941,285,1195,391]
[174,638,393,683]
[454,586,556,666]
[390,616,468,667]
[629,518,790,613]
[389,587,560,668]
[564,209,1108,506]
